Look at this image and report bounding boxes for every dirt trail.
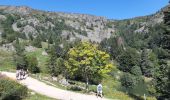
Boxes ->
[1,72,111,100]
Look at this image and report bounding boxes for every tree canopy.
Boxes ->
[65,41,114,87]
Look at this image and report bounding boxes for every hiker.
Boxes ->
[20,69,24,80]
[23,70,26,79]
[25,69,29,79]
[16,69,20,80]
[97,83,103,98]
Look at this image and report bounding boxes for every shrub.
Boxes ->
[32,36,42,48]
[130,66,142,76]
[120,73,136,91]
[110,91,133,100]
[16,22,22,28]
[68,86,82,91]
[0,76,28,100]
[26,55,40,74]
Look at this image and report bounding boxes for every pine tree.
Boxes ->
[140,49,154,77]
[32,35,42,48]
[155,3,170,98]
[47,46,57,77]
[13,38,27,70]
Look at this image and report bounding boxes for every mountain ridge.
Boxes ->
[0,5,166,44]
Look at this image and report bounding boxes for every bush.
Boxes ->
[0,76,28,100]
[17,22,22,28]
[120,73,136,91]
[32,36,42,48]
[130,66,142,76]
[26,55,40,74]
[68,85,83,91]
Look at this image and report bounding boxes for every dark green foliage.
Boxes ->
[13,38,27,70]
[28,33,34,40]
[121,73,148,96]
[153,4,170,99]
[117,48,140,72]
[120,73,136,92]
[154,63,169,97]
[68,86,82,91]
[1,14,24,42]
[46,40,77,77]
[25,55,40,73]
[140,49,155,77]
[106,21,113,28]
[0,76,28,100]
[130,66,142,76]
[131,77,148,96]
[99,36,123,59]
[55,46,63,58]
[148,24,164,49]
[47,46,64,77]
[16,22,22,28]
[47,46,57,76]
[32,35,42,48]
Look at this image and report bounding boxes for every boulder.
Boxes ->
[42,51,48,56]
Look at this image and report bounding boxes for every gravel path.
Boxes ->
[1,72,111,100]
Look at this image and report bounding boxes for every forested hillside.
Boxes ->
[0,4,169,100]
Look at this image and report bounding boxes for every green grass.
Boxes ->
[94,75,133,100]
[25,92,56,100]
[0,48,156,100]
[26,48,49,73]
[0,50,15,72]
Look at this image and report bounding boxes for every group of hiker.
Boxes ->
[16,69,28,80]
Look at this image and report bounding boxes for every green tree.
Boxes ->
[47,46,58,77]
[100,37,123,59]
[120,73,136,93]
[130,65,142,76]
[121,73,148,96]
[32,35,42,48]
[154,3,170,98]
[117,48,140,72]
[65,41,114,89]
[25,55,40,73]
[140,49,155,77]
[13,38,27,70]
[47,46,64,77]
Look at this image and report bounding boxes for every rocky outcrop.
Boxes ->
[0,6,32,15]
[0,5,165,43]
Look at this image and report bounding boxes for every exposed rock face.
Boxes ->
[0,5,165,43]
[0,15,6,21]
[22,25,38,37]
[0,6,32,15]
[25,46,37,52]
[0,5,116,43]
[0,43,15,51]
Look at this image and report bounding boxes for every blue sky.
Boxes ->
[0,0,169,19]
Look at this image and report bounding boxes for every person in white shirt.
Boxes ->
[97,83,103,98]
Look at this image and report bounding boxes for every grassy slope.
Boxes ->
[26,48,49,74]
[25,92,56,100]
[0,50,15,72]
